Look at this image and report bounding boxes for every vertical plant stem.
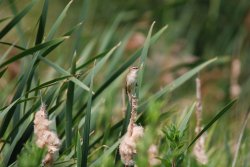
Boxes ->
[65,55,76,149]
[82,61,95,166]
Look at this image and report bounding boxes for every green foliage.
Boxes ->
[162,124,186,167]
[17,141,45,167]
[0,0,247,166]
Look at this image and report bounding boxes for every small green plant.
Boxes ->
[17,141,44,167]
[162,124,186,167]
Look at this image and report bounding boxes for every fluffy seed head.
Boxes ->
[34,104,61,166]
[119,125,144,166]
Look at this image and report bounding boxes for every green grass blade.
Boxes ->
[76,50,109,71]
[98,13,124,52]
[27,75,71,93]
[82,62,95,166]
[77,131,82,167]
[90,139,120,167]
[38,56,91,92]
[232,111,250,167]
[0,41,19,65]
[46,0,73,41]
[137,21,156,98]
[35,0,49,45]
[83,42,121,85]
[139,58,217,109]
[179,102,196,134]
[0,37,68,69]
[188,99,237,148]
[72,0,89,51]
[0,67,7,78]
[0,0,37,39]
[65,55,76,149]
[0,41,25,51]
[0,17,11,24]
[2,119,31,166]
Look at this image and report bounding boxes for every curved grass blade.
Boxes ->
[139,58,217,109]
[0,37,68,69]
[0,0,37,39]
[38,56,91,92]
[0,41,25,50]
[83,42,121,85]
[232,110,250,167]
[0,40,19,65]
[0,67,7,78]
[179,102,196,134]
[76,50,109,71]
[0,96,37,113]
[35,0,49,45]
[27,75,71,93]
[188,99,237,148]
[90,139,121,167]
[82,62,95,166]
[2,118,31,166]
[73,0,89,51]
[46,0,73,41]
[0,17,11,24]
[137,21,156,98]
[98,13,124,52]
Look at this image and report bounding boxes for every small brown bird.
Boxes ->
[125,66,139,100]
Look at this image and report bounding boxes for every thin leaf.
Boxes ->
[82,61,95,166]
[83,42,121,85]
[232,110,250,167]
[0,37,68,69]
[0,0,37,39]
[0,40,19,65]
[27,75,71,93]
[137,21,156,98]
[188,99,237,148]
[0,67,7,78]
[0,17,11,24]
[76,50,109,71]
[77,131,82,167]
[38,55,91,92]
[46,0,73,41]
[90,140,121,167]
[139,58,217,109]
[179,102,196,134]
[65,54,76,148]
[0,41,25,50]
[35,0,49,45]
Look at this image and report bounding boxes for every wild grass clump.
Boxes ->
[0,0,248,167]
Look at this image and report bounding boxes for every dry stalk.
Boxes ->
[193,77,208,165]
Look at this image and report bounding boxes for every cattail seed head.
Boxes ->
[193,77,208,164]
[193,135,208,164]
[34,104,61,166]
[119,125,144,166]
